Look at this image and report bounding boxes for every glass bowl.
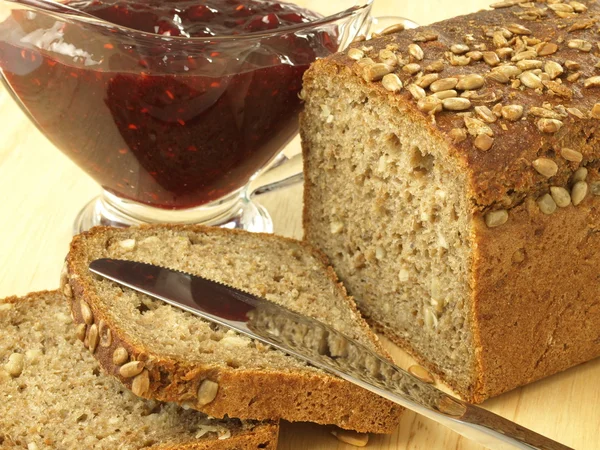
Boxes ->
[0,0,408,232]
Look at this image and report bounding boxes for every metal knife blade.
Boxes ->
[89,258,572,450]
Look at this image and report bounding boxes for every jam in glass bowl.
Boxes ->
[0,0,374,232]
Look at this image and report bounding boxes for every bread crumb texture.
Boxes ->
[0,291,277,450]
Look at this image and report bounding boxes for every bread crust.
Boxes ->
[64,224,403,433]
[0,291,280,450]
[304,2,600,212]
[301,0,600,403]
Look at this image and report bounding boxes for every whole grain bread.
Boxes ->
[0,290,278,450]
[63,225,403,433]
[301,0,600,403]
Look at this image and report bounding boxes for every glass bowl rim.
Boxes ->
[3,0,374,44]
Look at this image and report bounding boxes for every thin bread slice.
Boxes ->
[0,290,278,450]
[64,225,403,433]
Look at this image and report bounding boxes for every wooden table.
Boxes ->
[1,0,597,448]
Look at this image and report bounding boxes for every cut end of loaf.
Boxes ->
[301,63,478,398]
[0,291,278,450]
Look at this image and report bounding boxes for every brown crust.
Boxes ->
[469,190,600,402]
[301,0,600,404]
[149,422,279,450]
[307,1,600,212]
[1,290,279,450]
[64,224,403,433]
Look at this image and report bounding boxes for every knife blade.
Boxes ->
[89,258,572,450]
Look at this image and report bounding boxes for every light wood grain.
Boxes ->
[0,1,598,449]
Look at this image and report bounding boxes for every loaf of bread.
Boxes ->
[301,0,600,403]
[63,225,403,433]
[0,290,278,449]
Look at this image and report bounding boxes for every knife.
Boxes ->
[89,258,572,450]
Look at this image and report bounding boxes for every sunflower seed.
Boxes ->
[113,347,129,365]
[591,103,600,119]
[416,73,439,88]
[538,194,557,215]
[80,301,93,326]
[456,74,485,90]
[363,63,393,82]
[99,320,112,348]
[407,84,426,100]
[567,107,585,118]
[487,71,510,84]
[348,48,365,61]
[529,107,565,120]
[418,96,443,113]
[402,63,422,75]
[483,52,501,66]
[380,23,406,36]
[62,282,72,299]
[413,31,439,42]
[572,181,588,206]
[561,148,583,163]
[465,116,494,136]
[568,19,595,32]
[408,44,424,61]
[5,353,24,377]
[485,210,508,228]
[569,1,588,13]
[537,118,563,133]
[443,97,472,111]
[474,134,494,151]
[584,76,600,88]
[507,23,532,35]
[573,167,588,183]
[408,364,435,383]
[88,324,99,353]
[331,430,369,447]
[512,50,537,61]
[450,44,470,54]
[120,360,145,378]
[197,379,219,406]
[549,3,575,12]
[379,49,398,66]
[433,89,458,99]
[430,77,458,92]
[496,47,514,59]
[449,54,471,66]
[564,60,580,70]
[532,158,558,178]
[550,187,571,207]
[382,73,403,93]
[475,106,497,123]
[501,105,524,121]
[493,31,509,48]
[466,51,483,61]
[543,81,573,99]
[536,42,558,56]
[520,71,543,89]
[76,324,87,342]
[543,61,564,80]
[449,128,468,143]
[132,370,150,397]
[425,59,445,72]
[490,0,519,8]
[568,39,592,52]
[517,60,543,71]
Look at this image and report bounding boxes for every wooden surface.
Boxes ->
[0,0,598,448]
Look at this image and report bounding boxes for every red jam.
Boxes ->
[0,0,336,208]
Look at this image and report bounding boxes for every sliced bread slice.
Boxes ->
[63,225,403,433]
[0,290,278,450]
